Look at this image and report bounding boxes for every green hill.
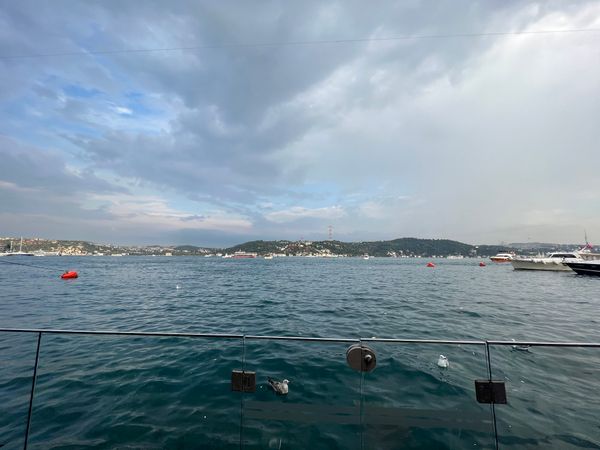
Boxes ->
[224,238,493,257]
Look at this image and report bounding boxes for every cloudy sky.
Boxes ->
[1,1,599,246]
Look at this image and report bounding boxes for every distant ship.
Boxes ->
[224,251,257,259]
[490,252,514,263]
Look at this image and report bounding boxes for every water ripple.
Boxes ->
[0,257,599,448]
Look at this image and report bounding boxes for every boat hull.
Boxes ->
[511,259,572,271]
[490,257,511,263]
[564,261,600,276]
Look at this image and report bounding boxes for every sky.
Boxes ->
[1,1,599,246]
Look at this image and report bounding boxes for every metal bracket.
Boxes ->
[231,370,256,392]
[475,380,507,404]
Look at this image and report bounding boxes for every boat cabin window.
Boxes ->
[551,253,577,258]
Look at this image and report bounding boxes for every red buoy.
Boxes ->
[61,271,78,279]
[479,262,486,267]
[426,262,435,268]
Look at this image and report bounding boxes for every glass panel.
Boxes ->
[490,345,600,449]
[362,342,497,449]
[28,334,243,449]
[241,339,363,449]
[0,332,39,450]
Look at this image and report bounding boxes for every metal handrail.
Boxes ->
[486,340,600,347]
[1,327,599,347]
[0,327,244,339]
[361,337,486,345]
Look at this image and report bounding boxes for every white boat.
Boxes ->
[511,252,582,271]
[223,251,257,259]
[264,254,273,260]
[363,254,370,260]
[576,242,600,260]
[490,252,514,263]
[580,252,600,261]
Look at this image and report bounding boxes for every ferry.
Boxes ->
[231,251,257,259]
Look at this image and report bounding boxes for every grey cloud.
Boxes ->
[0,135,124,195]
[181,214,206,222]
[0,136,124,239]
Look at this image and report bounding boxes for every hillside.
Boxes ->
[225,238,490,257]
[0,236,534,257]
[0,238,212,256]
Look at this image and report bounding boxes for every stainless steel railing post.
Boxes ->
[239,335,246,450]
[485,341,499,450]
[23,331,42,450]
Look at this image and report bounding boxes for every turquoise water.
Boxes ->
[1,256,599,449]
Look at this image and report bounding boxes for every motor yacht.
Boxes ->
[490,252,514,263]
[511,252,582,271]
[564,260,600,276]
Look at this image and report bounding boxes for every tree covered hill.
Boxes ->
[224,238,503,257]
[1,236,523,257]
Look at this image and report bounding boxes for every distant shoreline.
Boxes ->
[0,237,584,258]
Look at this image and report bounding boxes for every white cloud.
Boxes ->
[265,205,346,223]
[113,106,133,115]
[89,193,253,232]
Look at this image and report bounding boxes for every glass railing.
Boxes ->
[0,331,39,450]
[241,337,363,449]
[27,334,244,449]
[488,341,600,449]
[1,328,598,449]
[361,340,496,449]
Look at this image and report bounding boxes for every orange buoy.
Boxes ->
[426,262,435,268]
[479,262,486,267]
[61,271,78,279]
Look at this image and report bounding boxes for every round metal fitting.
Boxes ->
[346,344,377,372]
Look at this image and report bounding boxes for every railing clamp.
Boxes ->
[474,380,507,404]
[231,370,256,393]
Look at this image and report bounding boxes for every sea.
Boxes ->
[0,256,599,449]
